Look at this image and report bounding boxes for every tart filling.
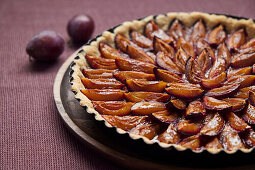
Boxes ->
[70,12,255,153]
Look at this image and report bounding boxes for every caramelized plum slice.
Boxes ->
[227,28,246,50]
[102,115,148,131]
[241,37,255,50]
[224,75,255,88]
[205,137,223,150]
[234,86,255,98]
[115,58,155,74]
[217,43,231,67]
[126,79,167,92]
[168,19,185,41]
[196,39,215,62]
[186,101,206,118]
[177,120,201,135]
[208,24,226,45]
[244,129,255,147]
[223,98,247,112]
[125,92,169,102]
[197,49,212,74]
[130,124,160,140]
[173,48,189,73]
[81,78,124,89]
[227,67,252,79]
[176,37,196,58]
[249,91,255,106]
[231,48,255,68]
[170,98,187,110]
[156,52,182,74]
[220,130,245,151]
[113,71,155,83]
[115,33,132,53]
[166,83,204,99]
[145,20,173,43]
[152,110,178,124]
[185,56,205,84]
[158,124,181,144]
[86,55,117,70]
[201,72,226,89]
[130,30,153,49]
[154,69,184,83]
[201,112,224,136]
[127,45,155,64]
[131,101,166,115]
[191,19,206,43]
[93,101,134,116]
[205,84,240,98]
[153,37,175,56]
[99,42,126,59]
[82,69,114,79]
[81,89,125,101]
[243,104,255,124]
[208,55,226,78]
[203,96,231,111]
[179,135,201,150]
[227,112,251,132]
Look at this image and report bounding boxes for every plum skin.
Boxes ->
[26,30,65,61]
[67,14,95,44]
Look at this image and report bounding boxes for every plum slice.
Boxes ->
[217,43,231,67]
[170,98,187,110]
[186,101,206,118]
[227,67,252,79]
[127,45,155,64]
[173,47,189,73]
[158,124,181,144]
[168,19,185,41]
[196,39,215,62]
[191,19,206,44]
[179,135,201,150]
[249,91,255,106]
[131,101,166,115]
[81,78,124,89]
[241,37,255,50]
[224,75,255,88]
[82,69,114,79]
[154,68,184,83]
[115,58,155,74]
[243,104,255,124]
[145,20,173,43]
[130,30,153,49]
[208,24,226,45]
[102,115,148,131]
[243,129,255,147]
[226,112,251,132]
[125,79,167,92]
[153,37,175,56]
[156,52,182,74]
[205,84,240,98]
[86,55,117,70]
[166,83,204,99]
[130,124,160,140]
[231,47,255,68]
[185,56,205,84]
[203,96,231,111]
[200,112,224,136]
[113,71,155,83]
[227,28,246,50]
[99,42,126,59]
[177,120,201,135]
[197,49,212,74]
[93,101,134,116]
[234,86,255,98]
[223,98,247,112]
[115,33,133,53]
[208,55,226,78]
[201,72,226,89]
[205,137,223,150]
[152,110,178,124]
[81,89,125,101]
[124,92,169,102]
[176,37,196,58]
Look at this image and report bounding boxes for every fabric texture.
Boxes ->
[0,0,255,169]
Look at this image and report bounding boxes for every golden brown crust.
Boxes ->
[70,12,255,154]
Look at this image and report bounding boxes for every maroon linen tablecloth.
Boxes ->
[1,0,255,169]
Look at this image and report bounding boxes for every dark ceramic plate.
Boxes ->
[54,14,255,169]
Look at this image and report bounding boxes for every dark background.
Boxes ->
[1,0,255,169]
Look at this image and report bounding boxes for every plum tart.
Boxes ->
[70,12,255,153]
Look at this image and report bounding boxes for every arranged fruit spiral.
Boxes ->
[76,16,255,152]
